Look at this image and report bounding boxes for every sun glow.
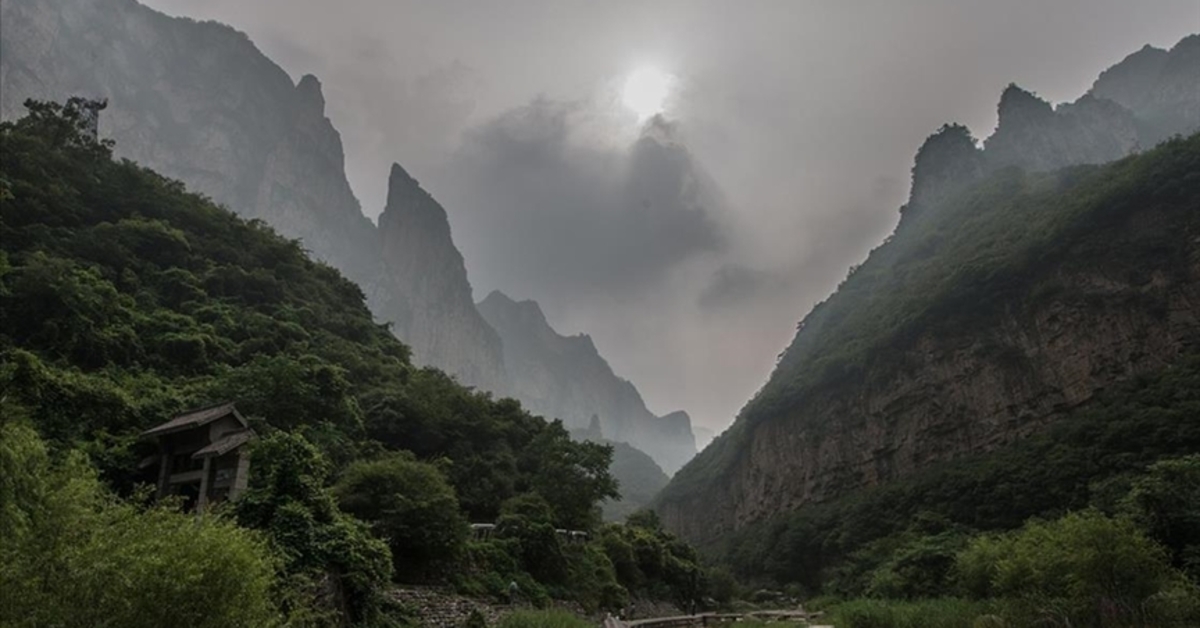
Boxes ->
[622,66,674,119]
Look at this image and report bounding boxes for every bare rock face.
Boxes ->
[372,166,507,392]
[662,203,1200,545]
[0,0,375,282]
[478,290,696,473]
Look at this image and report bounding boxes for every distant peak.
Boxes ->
[996,83,1054,129]
[999,84,1051,111]
[384,162,427,213]
[1171,33,1199,52]
[295,74,325,114]
[478,290,551,329]
[481,289,517,307]
[388,162,418,188]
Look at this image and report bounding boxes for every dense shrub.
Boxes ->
[0,419,281,628]
[335,452,468,580]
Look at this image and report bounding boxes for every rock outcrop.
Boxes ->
[371,165,507,391]
[479,290,696,473]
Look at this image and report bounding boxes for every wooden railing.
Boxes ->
[610,609,819,628]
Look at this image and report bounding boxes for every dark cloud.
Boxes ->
[431,102,724,299]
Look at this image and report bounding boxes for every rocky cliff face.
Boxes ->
[478,290,696,474]
[0,0,375,282]
[658,37,1200,544]
[665,226,1200,542]
[372,166,507,391]
[0,0,507,390]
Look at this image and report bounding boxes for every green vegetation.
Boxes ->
[0,418,282,628]
[825,598,998,628]
[681,131,1200,626]
[820,509,1200,627]
[335,452,469,580]
[598,511,705,609]
[494,610,594,628]
[723,352,1200,596]
[0,99,713,624]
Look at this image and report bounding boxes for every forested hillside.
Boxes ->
[0,100,710,627]
[654,127,1200,624]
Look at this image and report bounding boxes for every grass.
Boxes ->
[496,610,594,628]
[826,598,999,628]
[729,621,807,628]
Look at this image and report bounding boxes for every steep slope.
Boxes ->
[0,0,374,281]
[658,40,1200,544]
[602,440,671,522]
[371,165,507,391]
[0,0,507,391]
[0,101,615,527]
[479,290,697,473]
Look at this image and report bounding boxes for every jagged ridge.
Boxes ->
[479,290,696,474]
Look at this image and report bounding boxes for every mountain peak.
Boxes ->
[997,84,1054,125]
[382,161,446,231]
[905,123,985,215]
[388,161,417,186]
[295,74,325,115]
[478,290,552,334]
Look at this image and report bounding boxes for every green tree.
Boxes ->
[496,493,569,583]
[1122,455,1200,580]
[0,418,281,628]
[335,452,468,580]
[956,510,1178,623]
[235,431,395,625]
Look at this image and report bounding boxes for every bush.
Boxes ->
[0,420,282,628]
[335,452,468,580]
[1121,454,1200,580]
[829,598,995,628]
[235,432,395,625]
[955,510,1183,625]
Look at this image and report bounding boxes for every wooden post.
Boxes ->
[156,442,171,499]
[196,456,212,514]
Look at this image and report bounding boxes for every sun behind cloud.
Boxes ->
[622,66,674,119]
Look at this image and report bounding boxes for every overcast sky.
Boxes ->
[145,0,1199,436]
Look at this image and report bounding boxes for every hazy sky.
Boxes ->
[145,0,1199,435]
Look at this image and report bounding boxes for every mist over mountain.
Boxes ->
[479,290,697,474]
[0,0,693,471]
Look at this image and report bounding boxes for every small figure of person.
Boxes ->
[507,580,520,606]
